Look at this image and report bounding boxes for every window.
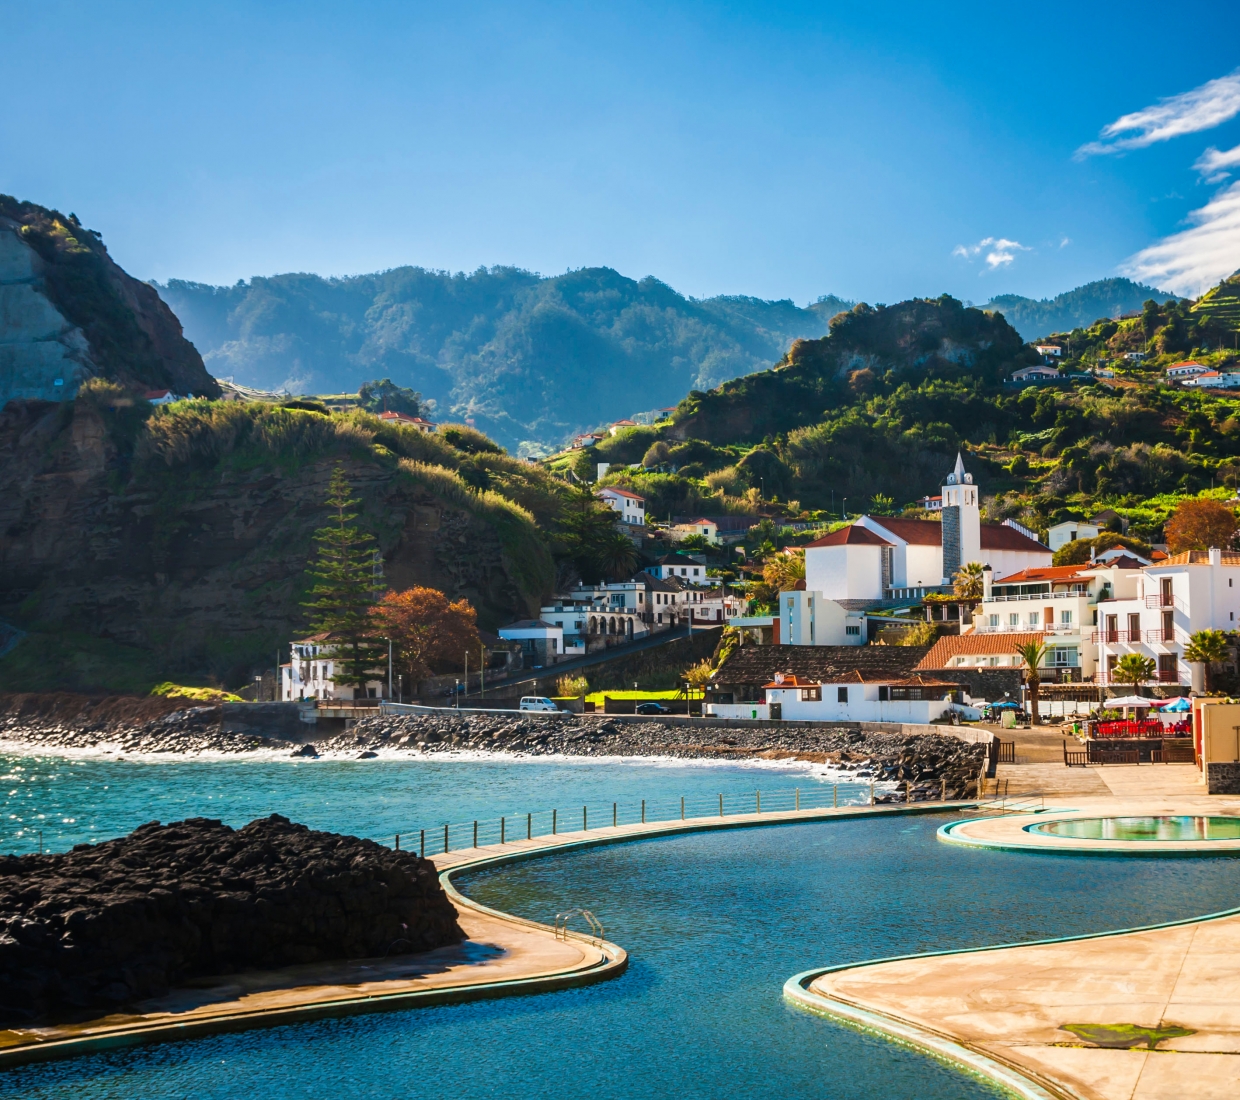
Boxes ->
[988,614,999,627]
[800,687,822,701]
[1128,613,1141,639]
[1060,610,1072,625]
[845,625,861,636]
[1028,612,1040,626]
[837,686,849,703]
[1009,613,1019,626]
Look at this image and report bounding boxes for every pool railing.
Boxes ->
[394,780,972,859]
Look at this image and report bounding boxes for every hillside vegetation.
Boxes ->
[983,277,1178,342]
[571,281,1240,546]
[0,392,561,692]
[157,268,852,452]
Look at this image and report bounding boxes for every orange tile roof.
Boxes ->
[993,564,1091,584]
[763,674,822,688]
[1156,550,1240,566]
[915,632,1047,670]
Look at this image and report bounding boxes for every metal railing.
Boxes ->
[986,590,1087,602]
[394,781,975,858]
[1144,593,1186,611]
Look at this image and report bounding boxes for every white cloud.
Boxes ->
[1059,237,1072,248]
[1078,69,1240,157]
[1195,142,1240,182]
[1121,179,1240,295]
[953,236,1029,270]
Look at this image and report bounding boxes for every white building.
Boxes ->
[1182,371,1240,389]
[378,410,437,433]
[1096,549,1240,688]
[596,487,645,525]
[777,588,866,646]
[497,620,565,667]
[803,454,1051,601]
[143,389,182,405]
[964,558,1145,682]
[282,635,385,701]
[1166,360,1210,380]
[1034,345,1063,358]
[669,518,720,544]
[645,555,709,583]
[1010,365,1061,383]
[1046,520,1100,552]
[706,672,965,724]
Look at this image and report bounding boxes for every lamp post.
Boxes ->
[455,678,460,710]
[387,638,392,701]
[842,497,847,521]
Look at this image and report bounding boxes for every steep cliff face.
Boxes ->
[0,196,218,406]
[0,399,552,691]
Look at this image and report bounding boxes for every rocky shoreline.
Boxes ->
[0,702,988,801]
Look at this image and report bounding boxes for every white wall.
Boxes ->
[804,544,883,600]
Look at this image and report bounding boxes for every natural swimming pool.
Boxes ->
[1033,814,1240,842]
[5,754,1240,1099]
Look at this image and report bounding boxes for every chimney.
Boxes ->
[1209,547,1222,566]
[982,564,993,600]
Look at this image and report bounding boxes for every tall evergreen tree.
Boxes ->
[303,466,386,692]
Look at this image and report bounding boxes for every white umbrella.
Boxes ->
[1103,695,1154,708]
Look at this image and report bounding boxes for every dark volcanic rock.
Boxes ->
[0,815,462,1026]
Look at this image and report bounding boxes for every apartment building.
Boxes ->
[1095,549,1240,687]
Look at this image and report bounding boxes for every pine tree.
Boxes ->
[303,466,386,693]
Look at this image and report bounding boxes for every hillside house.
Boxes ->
[669,518,720,544]
[1009,365,1061,384]
[378,410,437,432]
[1034,345,1062,359]
[645,555,708,583]
[497,620,564,668]
[1046,519,1100,552]
[917,494,943,511]
[1166,360,1210,380]
[143,389,181,405]
[596,486,645,525]
[1182,371,1240,389]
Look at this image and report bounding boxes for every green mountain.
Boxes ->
[983,278,1179,342]
[581,289,1240,546]
[156,268,853,452]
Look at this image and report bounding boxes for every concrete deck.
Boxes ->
[786,769,1240,1100]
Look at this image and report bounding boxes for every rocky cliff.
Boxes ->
[0,815,462,1025]
[0,399,554,691]
[0,195,218,406]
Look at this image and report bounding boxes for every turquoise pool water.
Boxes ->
[5,755,1240,1099]
[1034,815,1240,842]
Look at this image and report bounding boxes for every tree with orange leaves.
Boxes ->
[1165,498,1238,554]
[370,586,480,686]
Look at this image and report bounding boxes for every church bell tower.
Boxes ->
[940,452,981,582]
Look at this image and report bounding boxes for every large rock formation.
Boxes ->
[0,195,218,406]
[0,815,462,1025]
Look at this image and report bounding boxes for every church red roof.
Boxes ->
[805,524,893,547]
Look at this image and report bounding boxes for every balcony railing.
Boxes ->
[986,590,1089,603]
[977,624,1078,635]
[1144,628,1187,646]
[1144,593,1186,611]
[1091,629,1137,644]
[1097,670,1186,685]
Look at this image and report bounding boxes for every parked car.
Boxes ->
[634,701,670,715]
[519,696,560,712]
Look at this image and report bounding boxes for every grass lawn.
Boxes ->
[583,689,683,704]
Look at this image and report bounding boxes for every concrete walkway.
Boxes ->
[788,772,1240,1100]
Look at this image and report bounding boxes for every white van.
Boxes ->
[519,696,560,712]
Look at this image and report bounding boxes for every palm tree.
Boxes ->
[953,561,985,601]
[1014,640,1047,725]
[1113,653,1155,696]
[1183,629,1230,693]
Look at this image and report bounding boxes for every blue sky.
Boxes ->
[4,1,1240,303]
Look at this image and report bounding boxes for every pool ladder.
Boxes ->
[554,908,605,945]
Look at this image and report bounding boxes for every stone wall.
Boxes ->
[1207,762,1240,794]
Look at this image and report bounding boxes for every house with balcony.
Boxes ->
[596,486,645,525]
[965,558,1144,682]
[1095,548,1240,688]
[706,672,966,723]
[282,634,386,701]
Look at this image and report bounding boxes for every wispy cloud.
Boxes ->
[1077,69,1240,157]
[952,237,1029,270]
[1195,142,1240,183]
[1120,179,1240,295]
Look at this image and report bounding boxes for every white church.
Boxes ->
[771,454,1052,646]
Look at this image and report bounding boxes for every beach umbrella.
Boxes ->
[1103,695,1153,708]
[1155,697,1191,712]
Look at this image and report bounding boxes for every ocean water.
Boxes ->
[4,754,1240,1099]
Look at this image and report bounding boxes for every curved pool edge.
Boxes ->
[782,897,1240,1100]
[0,801,972,1072]
[782,970,1065,1100]
[938,812,1240,857]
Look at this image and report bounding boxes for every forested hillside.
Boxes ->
[158,268,853,453]
[983,277,1177,342]
[575,283,1240,547]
